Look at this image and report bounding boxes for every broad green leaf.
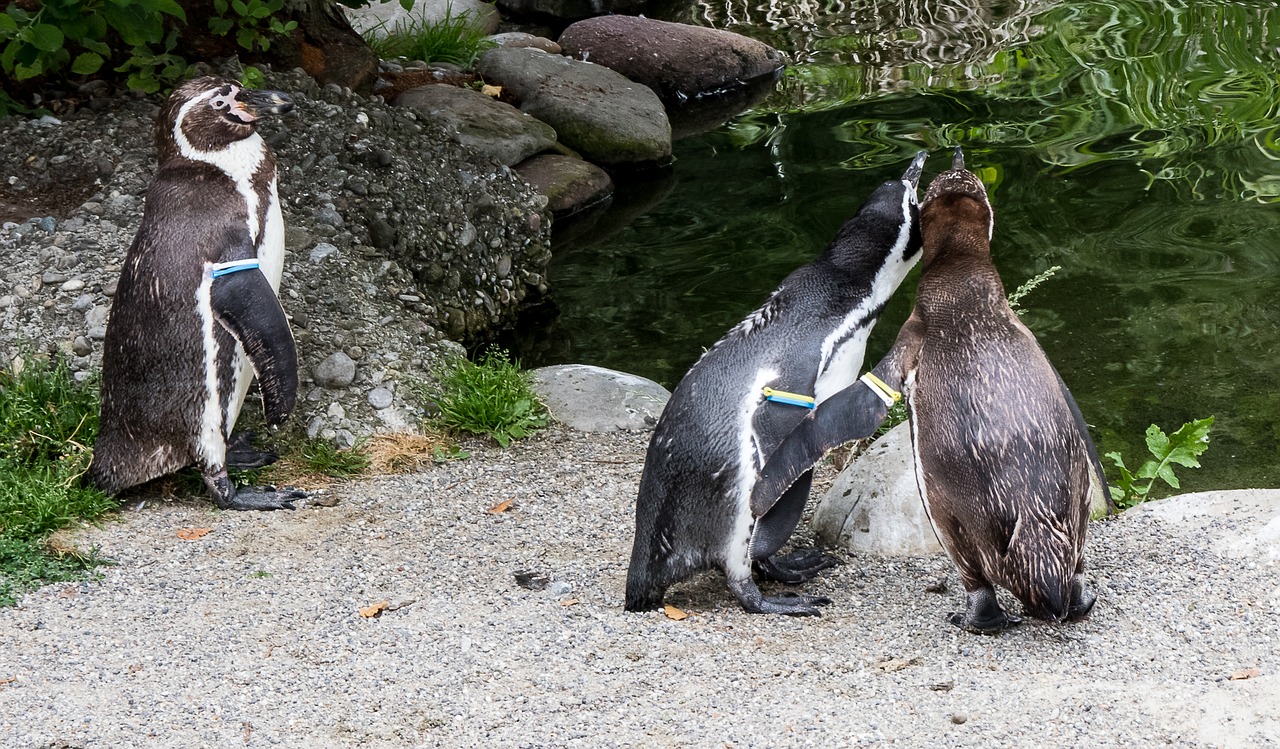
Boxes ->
[70,52,103,75]
[1144,423,1170,461]
[0,13,20,35]
[29,24,64,53]
[15,59,44,80]
[1135,459,1160,480]
[232,0,249,16]
[1155,463,1180,489]
[152,0,188,22]
[81,38,111,56]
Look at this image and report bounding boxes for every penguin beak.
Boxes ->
[952,146,965,170]
[234,89,295,120]
[902,150,927,188]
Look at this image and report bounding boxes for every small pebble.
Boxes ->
[367,387,393,410]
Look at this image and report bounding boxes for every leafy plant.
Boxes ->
[429,348,549,447]
[362,2,495,69]
[1106,417,1214,509]
[0,356,114,606]
[209,0,298,53]
[1007,265,1062,315]
[0,0,185,84]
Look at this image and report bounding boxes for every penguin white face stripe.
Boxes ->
[172,90,267,244]
[815,184,920,403]
[727,367,779,578]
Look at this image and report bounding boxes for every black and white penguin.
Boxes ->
[753,148,1109,632]
[88,76,303,511]
[624,152,927,616]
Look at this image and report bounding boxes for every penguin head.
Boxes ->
[824,150,926,279]
[157,76,294,162]
[920,146,994,245]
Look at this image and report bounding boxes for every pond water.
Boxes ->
[507,0,1280,493]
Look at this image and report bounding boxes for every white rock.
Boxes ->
[810,422,944,557]
[530,364,669,432]
[1129,489,1280,563]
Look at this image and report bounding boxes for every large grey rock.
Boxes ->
[810,422,944,556]
[494,0,648,23]
[531,364,669,432]
[514,154,612,218]
[476,47,672,169]
[558,16,786,102]
[1129,489,1280,563]
[396,85,557,167]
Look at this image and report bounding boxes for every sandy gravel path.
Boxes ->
[2,427,1278,748]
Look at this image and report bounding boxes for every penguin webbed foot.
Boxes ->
[728,576,831,617]
[220,485,307,511]
[948,587,1022,635]
[204,470,304,511]
[754,548,838,584]
[225,431,280,470]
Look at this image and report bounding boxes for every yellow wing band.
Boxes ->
[860,372,901,407]
[762,387,816,409]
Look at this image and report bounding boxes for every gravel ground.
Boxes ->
[2,426,1278,748]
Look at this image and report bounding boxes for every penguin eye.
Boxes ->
[209,85,236,111]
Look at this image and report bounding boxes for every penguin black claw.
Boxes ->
[947,588,1022,635]
[754,549,838,584]
[729,578,830,616]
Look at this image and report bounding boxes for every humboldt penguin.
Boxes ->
[625,152,927,616]
[88,76,304,511]
[753,148,1109,632]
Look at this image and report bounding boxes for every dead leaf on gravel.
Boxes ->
[0,675,16,686]
[560,598,580,607]
[874,656,920,672]
[663,605,689,621]
[487,499,514,514]
[177,527,211,541]
[1229,668,1261,680]
[359,600,390,618]
[482,84,502,97]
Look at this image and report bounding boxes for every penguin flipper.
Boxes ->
[210,269,298,427]
[750,379,890,519]
[1048,362,1114,515]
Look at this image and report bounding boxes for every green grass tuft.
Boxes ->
[429,348,549,448]
[296,437,372,478]
[362,3,496,69]
[0,356,114,605]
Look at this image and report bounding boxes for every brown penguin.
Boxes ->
[753,148,1108,632]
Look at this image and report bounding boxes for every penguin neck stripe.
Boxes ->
[762,387,816,409]
[210,259,261,278]
[172,92,267,244]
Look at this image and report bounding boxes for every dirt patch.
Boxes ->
[0,165,98,224]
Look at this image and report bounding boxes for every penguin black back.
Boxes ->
[625,153,927,616]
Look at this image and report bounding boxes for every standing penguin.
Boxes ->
[753,148,1108,632]
[88,76,303,511]
[625,152,927,616]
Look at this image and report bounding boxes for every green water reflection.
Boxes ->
[516,0,1280,492]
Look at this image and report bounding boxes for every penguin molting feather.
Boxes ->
[88,76,303,511]
[625,153,927,616]
[753,148,1108,632]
